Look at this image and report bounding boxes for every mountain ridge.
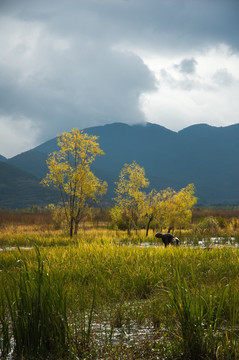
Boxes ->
[0,162,59,208]
[1,122,239,208]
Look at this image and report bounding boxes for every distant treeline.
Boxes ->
[0,207,239,228]
[192,207,239,222]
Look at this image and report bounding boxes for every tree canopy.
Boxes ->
[42,128,107,237]
[111,161,149,234]
[111,162,197,235]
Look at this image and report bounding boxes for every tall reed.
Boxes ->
[3,246,70,359]
[0,292,10,358]
[166,265,239,359]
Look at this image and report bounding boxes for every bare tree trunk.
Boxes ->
[134,219,138,234]
[146,216,153,237]
[70,217,74,238]
[74,221,79,235]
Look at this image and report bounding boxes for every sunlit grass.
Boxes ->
[1,226,239,358]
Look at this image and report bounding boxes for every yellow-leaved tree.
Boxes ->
[144,187,175,236]
[111,161,149,234]
[144,185,197,236]
[144,189,160,236]
[41,128,107,237]
[164,184,197,234]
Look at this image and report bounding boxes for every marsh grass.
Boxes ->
[167,270,222,359]
[1,229,239,358]
[165,265,239,359]
[0,293,10,358]
[2,246,70,359]
[68,287,97,359]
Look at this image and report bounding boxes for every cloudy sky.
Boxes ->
[0,0,239,157]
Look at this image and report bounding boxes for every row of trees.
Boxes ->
[111,161,197,235]
[42,128,197,237]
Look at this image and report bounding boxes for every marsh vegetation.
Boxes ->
[0,211,239,359]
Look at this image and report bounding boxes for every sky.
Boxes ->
[0,0,239,158]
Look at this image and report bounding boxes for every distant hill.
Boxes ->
[0,155,7,162]
[3,122,239,207]
[8,150,49,179]
[0,162,59,209]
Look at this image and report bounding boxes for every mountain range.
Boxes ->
[1,122,239,208]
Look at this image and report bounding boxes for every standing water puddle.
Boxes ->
[138,237,238,248]
[0,246,33,252]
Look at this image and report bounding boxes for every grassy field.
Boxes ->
[1,215,239,359]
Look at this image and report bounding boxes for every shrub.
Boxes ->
[194,217,220,236]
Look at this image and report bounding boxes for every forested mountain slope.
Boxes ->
[0,162,59,208]
[3,122,239,207]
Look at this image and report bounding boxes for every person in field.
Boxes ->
[155,232,180,247]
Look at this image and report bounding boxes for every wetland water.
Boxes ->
[0,246,33,251]
[0,237,237,252]
[135,236,238,248]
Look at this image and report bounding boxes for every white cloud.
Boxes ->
[139,45,239,130]
[212,69,236,86]
[0,116,39,158]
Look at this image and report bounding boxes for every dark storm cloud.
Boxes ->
[0,5,156,142]
[1,0,239,50]
[0,0,239,156]
[0,47,156,139]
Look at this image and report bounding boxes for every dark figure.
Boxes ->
[155,232,180,248]
[167,226,174,234]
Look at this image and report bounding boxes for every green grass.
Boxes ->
[2,246,70,359]
[1,230,239,359]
